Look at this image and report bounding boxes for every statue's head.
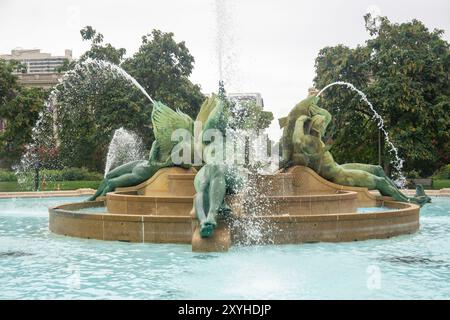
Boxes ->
[308,87,319,97]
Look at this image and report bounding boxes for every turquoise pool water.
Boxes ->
[0,196,449,299]
[357,206,398,213]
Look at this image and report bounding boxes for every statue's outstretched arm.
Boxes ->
[148,140,159,162]
[293,115,309,142]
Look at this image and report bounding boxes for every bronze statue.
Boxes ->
[283,95,430,205]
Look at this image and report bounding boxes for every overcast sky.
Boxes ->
[1,0,448,138]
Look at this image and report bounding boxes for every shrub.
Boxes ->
[41,167,103,181]
[0,169,17,182]
[432,164,450,179]
[406,170,421,179]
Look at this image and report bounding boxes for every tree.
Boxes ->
[0,59,45,168]
[122,29,204,119]
[47,26,151,172]
[314,15,449,177]
[48,27,204,172]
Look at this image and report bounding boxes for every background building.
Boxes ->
[0,48,72,88]
[227,92,264,108]
[0,48,72,133]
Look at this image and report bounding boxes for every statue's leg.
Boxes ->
[194,167,210,228]
[291,116,311,167]
[205,166,226,225]
[105,160,145,179]
[374,177,411,202]
[333,167,410,202]
[341,163,401,191]
[341,163,386,177]
[87,160,145,201]
[194,164,226,238]
[87,180,107,201]
[194,166,218,238]
[280,125,293,168]
[99,172,149,197]
[338,164,429,205]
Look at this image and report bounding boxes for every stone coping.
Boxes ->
[264,190,357,202]
[107,191,194,202]
[0,188,95,199]
[401,188,450,197]
[49,201,192,243]
[254,200,418,222]
[48,197,420,249]
[52,207,190,223]
[3,187,448,199]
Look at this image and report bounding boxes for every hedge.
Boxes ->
[0,167,103,182]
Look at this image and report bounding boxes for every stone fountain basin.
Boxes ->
[49,198,419,246]
[48,166,420,251]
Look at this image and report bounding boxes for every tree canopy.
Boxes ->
[122,29,204,119]
[314,15,449,177]
[0,60,46,168]
[45,26,204,172]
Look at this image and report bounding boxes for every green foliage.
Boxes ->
[0,180,101,192]
[122,29,204,119]
[432,179,450,190]
[0,59,46,168]
[0,169,17,181]
[406,169,421,179]
[79,26,126,65]
[50,27,204,172]
[230,100,274,131]
[432,164,450,179]
[41,167,103,181]
[0,167,102,183]
[314,15,450,177]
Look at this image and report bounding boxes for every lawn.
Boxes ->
[0,181,101,192]
[432,179,450,190]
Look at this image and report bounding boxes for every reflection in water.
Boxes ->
[0,251,34,258]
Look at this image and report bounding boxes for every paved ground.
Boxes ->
[0,188,95,198]
[402,188,450,197]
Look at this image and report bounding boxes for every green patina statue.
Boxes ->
[192,95,238,238]
[88,94,235,239]
[279,93,332,168]
[89,87,430,242]
[88,100,196,201]
[281,94,431,206]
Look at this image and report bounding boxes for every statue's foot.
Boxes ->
[409,195,431,206]
[415,184,427,197]
[200,222,215,238]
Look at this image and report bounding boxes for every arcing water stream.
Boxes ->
[317,81,406,187]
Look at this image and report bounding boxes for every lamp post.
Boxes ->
[33,158,40,192]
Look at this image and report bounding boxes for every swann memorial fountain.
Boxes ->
[49,84,430,252]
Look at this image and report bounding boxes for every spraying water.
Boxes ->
[83,59,155,104]
[215,0,239,89]
[16,58,155,188]
[55,58,155,104]
[317,81,406,187]
[104,128,145,177]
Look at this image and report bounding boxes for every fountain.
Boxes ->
[104,128,145,178]
[49,87,429,252]
[317,81,406,187]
